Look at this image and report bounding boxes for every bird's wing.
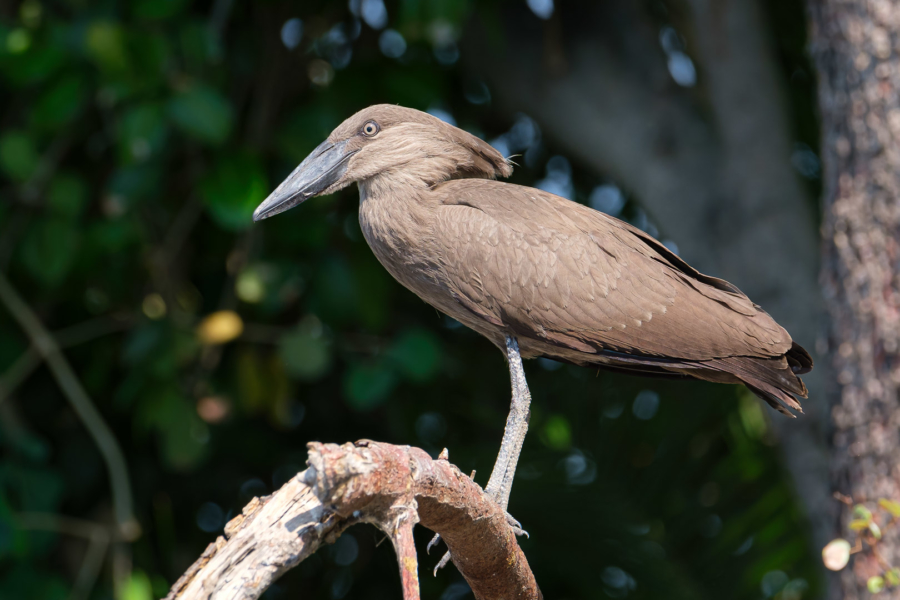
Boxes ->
[430,179,792,361]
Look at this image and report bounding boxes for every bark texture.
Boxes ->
[808,1,900,597]
[165,441,540,600]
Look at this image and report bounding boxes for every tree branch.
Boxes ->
[166,441,541,600]
[0,272,138,541]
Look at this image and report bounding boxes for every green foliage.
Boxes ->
[0,0,822,598]
[387,328,442,382]
[19,218,81,287]
[279,320,332,381]
[344,360,397,410]
[167,84,234,145]
[200,153,266,230]
[0,131,38,182]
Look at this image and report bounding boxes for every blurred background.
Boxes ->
[0,0,832,598]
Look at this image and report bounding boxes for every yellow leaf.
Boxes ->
[197,310,244,345]
[879,499,900,517]
[849,519,870,531]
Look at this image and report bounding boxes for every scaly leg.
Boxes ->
[429,336,531,572]
[484,336,532,511]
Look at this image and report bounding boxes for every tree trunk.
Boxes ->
[808,1,900,597]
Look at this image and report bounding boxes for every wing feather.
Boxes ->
[430,180,792,362]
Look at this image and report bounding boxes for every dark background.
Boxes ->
[0,0,825,598]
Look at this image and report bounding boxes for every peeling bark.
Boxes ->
[807,1,900,598]
[165,441,541,600]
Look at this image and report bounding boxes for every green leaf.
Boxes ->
[878,498,900,517]
[118,569,153,600]
[279,322,332,381]
[47,173,88,218]
[85,21,130,73]
[200,154,266,230]
[886,568,900,586]
[167,84,233,145]
[854,504,873,522]
[132,0,188,21]
[870,522,882,540]
[388,328,442,382]
[0,130,38,182]
[117,102,167,163]
[0,38,65,87]
[107,164,162,206]
[869,576,885,594]
[29,74,87,131]
[849,519,870,531]
[344,362,396,411]
[19,218,80,287]
[137,390,209,471]
[541,414,572,451]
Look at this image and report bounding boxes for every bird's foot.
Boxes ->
[429,509,528,575]
[428,454,527,575]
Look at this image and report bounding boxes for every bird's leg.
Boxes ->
[484,335,532,512]
[428,336,531,574]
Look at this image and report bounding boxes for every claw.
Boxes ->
[426,532,443,555]
[433,550,452,576]
[505,512,528,537]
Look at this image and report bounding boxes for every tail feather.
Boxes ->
[714,349,811,416]
[583,341,813,417]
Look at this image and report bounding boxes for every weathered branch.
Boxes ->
[166,441,541,600]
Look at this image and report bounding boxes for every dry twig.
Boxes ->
[166,440,541,600]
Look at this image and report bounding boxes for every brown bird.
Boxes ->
[254,103,812,536]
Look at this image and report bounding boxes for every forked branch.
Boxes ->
[165,440,541,600]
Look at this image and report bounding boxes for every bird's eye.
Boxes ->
[361,121,380,137]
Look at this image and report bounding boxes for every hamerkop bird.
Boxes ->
[254,103,812,524]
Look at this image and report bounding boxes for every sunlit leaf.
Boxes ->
[870,522,882,540]
[854,504,872,521]
[119,569,153,600]
[849,519,869,531]
[196,311,244,345]
[821,539,851,571]
[0,130,38,182]
[200,153,266,230]
[878,498,900,517]
[869,576,885,594]
[85,21,130,73]
[167,83,233,145]
[541,414,572,451]
[344,362,396,411]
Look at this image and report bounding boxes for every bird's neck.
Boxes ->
[357,172,438,271]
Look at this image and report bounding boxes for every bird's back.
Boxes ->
[420,179,811,415]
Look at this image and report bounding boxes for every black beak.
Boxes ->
[253,139,356,221]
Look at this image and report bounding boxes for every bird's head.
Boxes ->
[253,104,512,221]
